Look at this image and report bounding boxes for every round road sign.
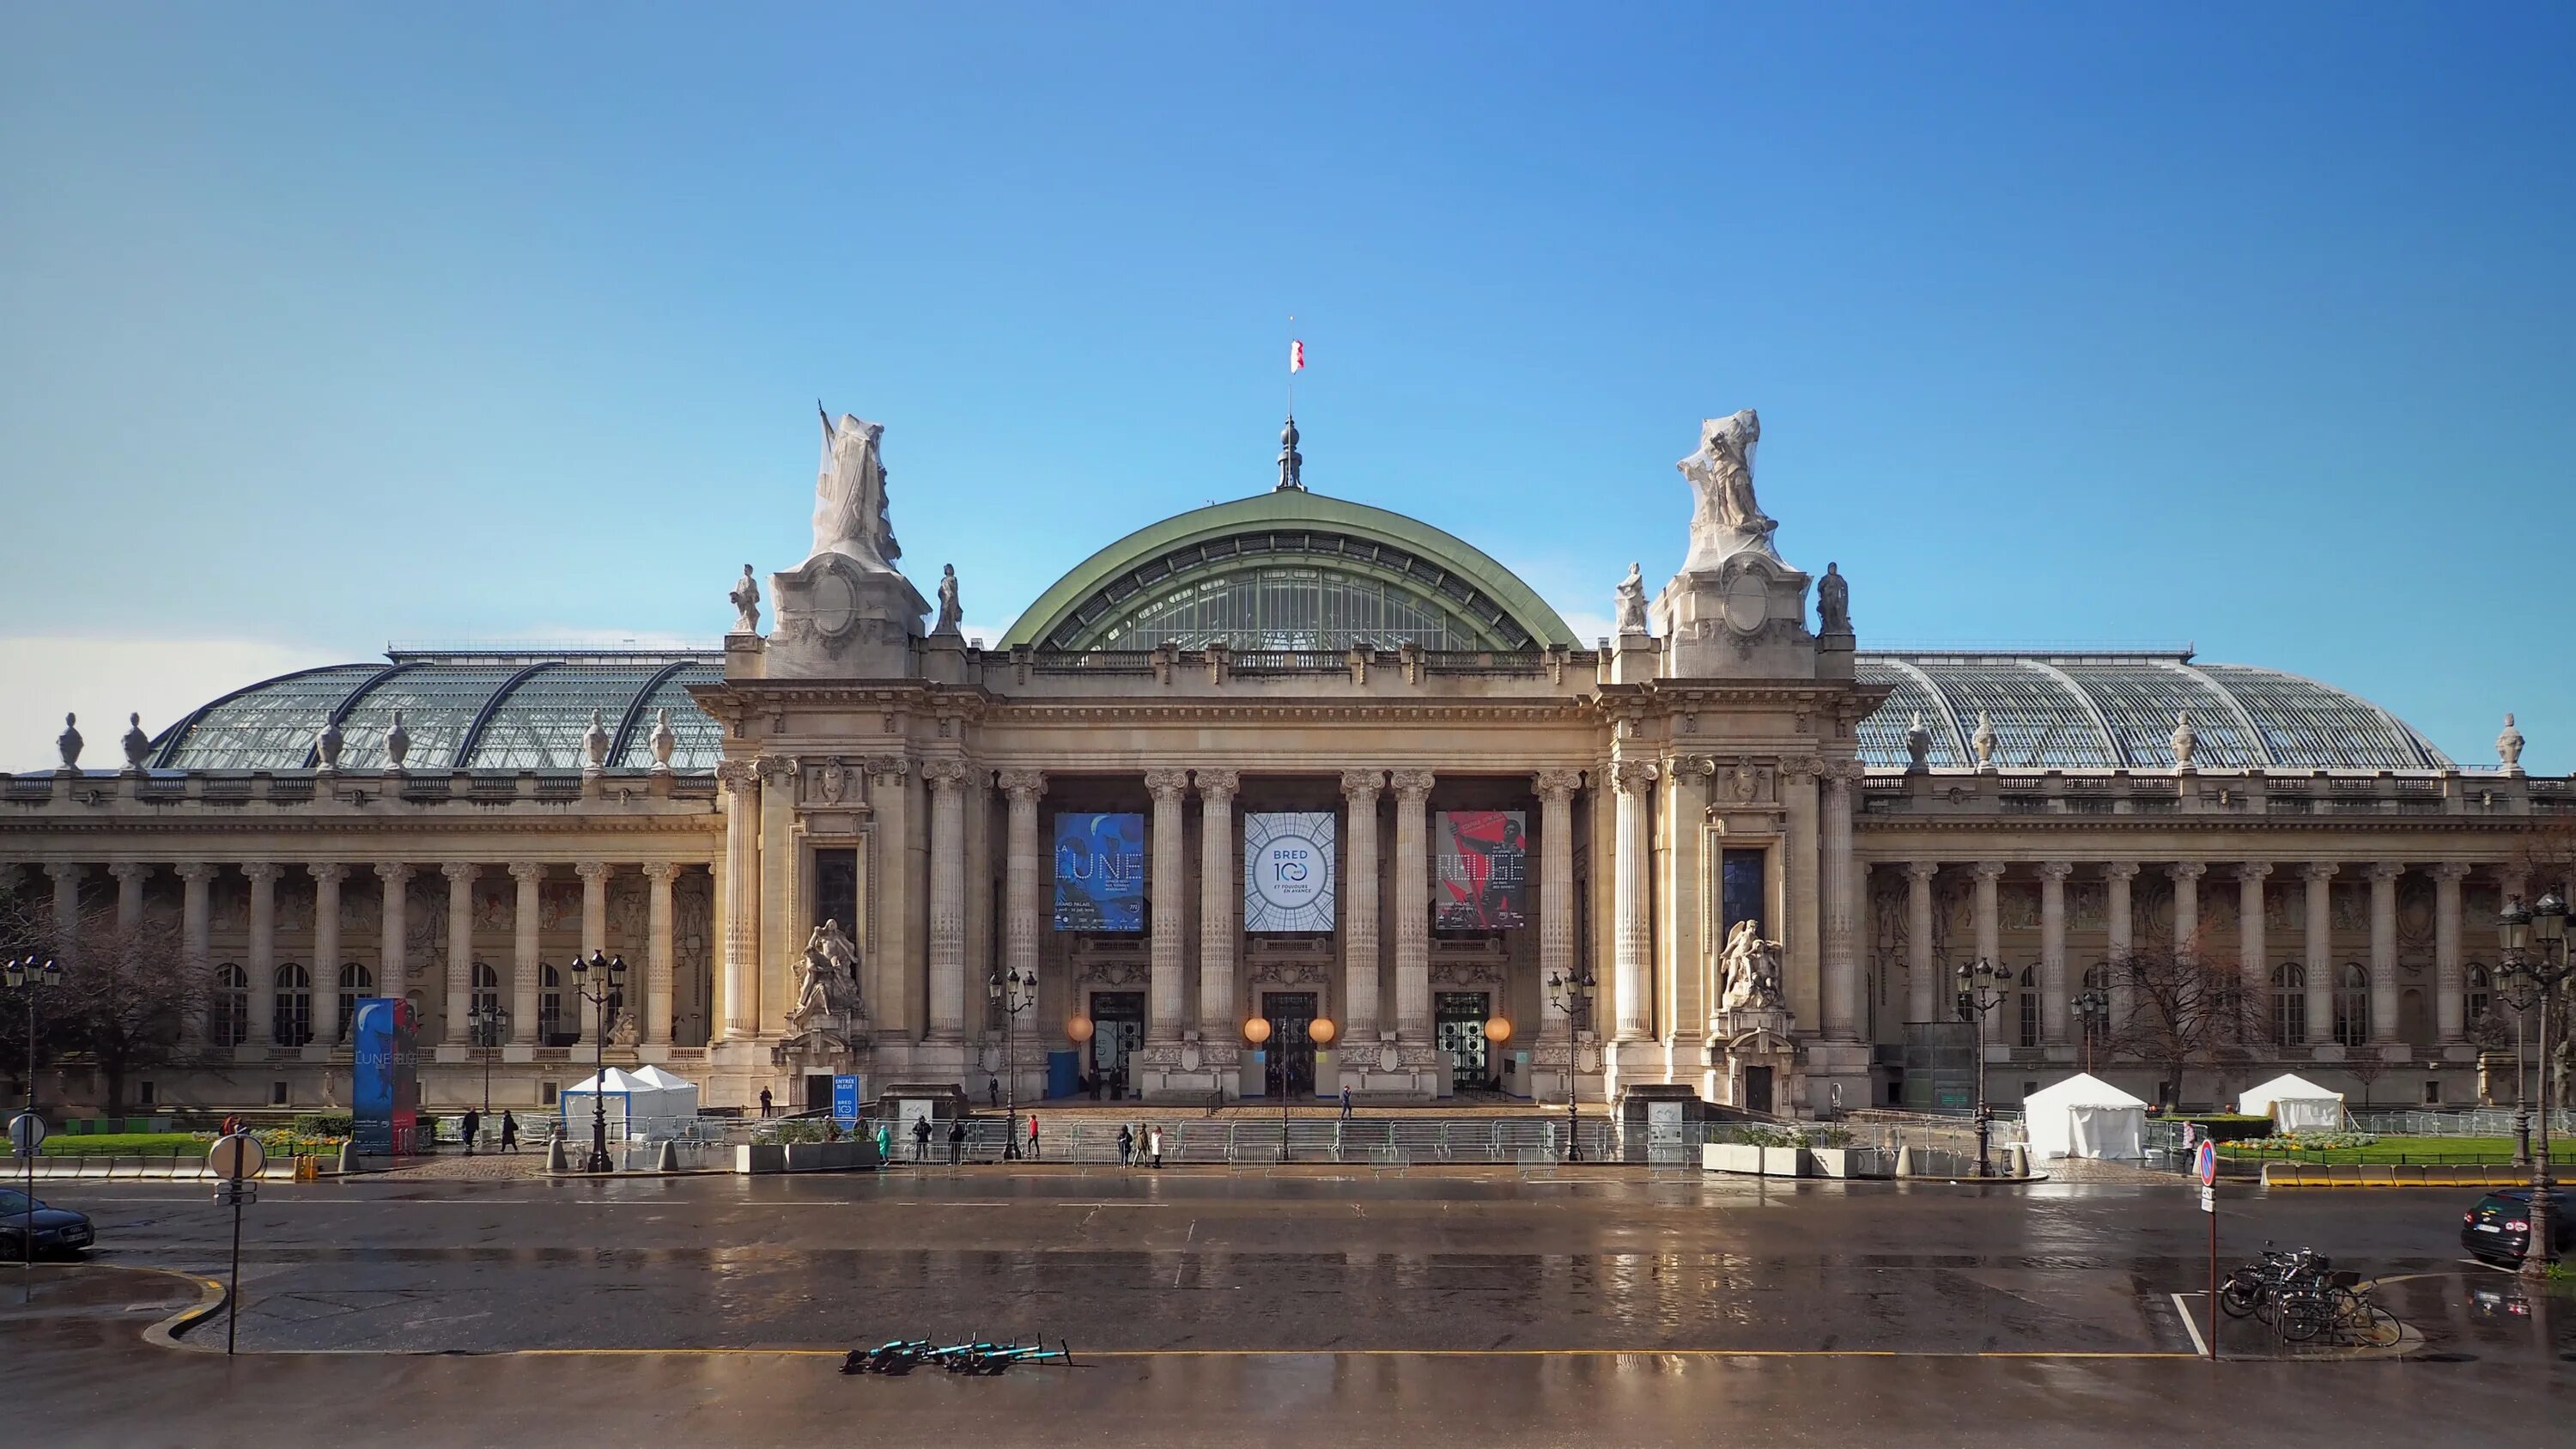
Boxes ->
[7,1112,44,1156]
[2193,1139,2218,1187]
[209,1131,267,1182]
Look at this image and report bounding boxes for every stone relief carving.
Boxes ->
[1428,962,1505,986]
[788,918,866,1031]
[607,1010,641,1048]
[1677,409,1775,570]
[1250,961,1329,987]
[1076,961,1151,988]
[1716,919,1784,1012]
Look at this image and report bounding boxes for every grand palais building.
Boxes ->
[3,408,2565,1119]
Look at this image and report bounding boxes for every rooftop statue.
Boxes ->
[811,408,900,573]
[1613,562,1649,636]
[729,564,761,634]
[934,564,963,636]
[1678,409,1777,571]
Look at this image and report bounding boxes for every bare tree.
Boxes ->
[1,910,209,1117]
[2510,820,2576,1110]
[2102,941,2266,1111]
[2341,1050,2392,1115]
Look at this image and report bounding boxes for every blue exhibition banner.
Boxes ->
[351,996,420,1155]
[832,1074,862,1126]
[1054,812,1145,930]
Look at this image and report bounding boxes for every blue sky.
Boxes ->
[3,4,2570,770]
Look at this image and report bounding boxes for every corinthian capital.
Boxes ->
[716,758,762,794]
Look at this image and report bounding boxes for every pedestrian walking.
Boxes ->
[1340,1085,1352,1121]
[946,1117,966,1166]
[500,1111,519,1154]
[759,1087,774,1118]
[989,1077,1000,1108]
[1117,1123,1134,1166]
[875,1121,891,1162]
[1148,1123,1163,1169]
[461,1107,482,1156]
[1027,1112,1042,1161]
[912,1114,933,1161]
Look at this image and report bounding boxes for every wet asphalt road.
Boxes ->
[5,1171,2573,1446]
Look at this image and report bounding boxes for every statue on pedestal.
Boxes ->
[1613,562,1649,636]
[787,918,866,1032]
[1678,409,1777,570]
[934,564,963,636]
[1717,919,1785,1014]
[1817,562,1850,634]
[729,565,762,634]
[811,410,899,574]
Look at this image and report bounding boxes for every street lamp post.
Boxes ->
[1546,967,1597,1163]
[467,1002,511,1116]
[2073,987,2110,1076]
[2493,966,2544,1170]
[1956,959,2014,1178]
[7,956,64,1304]
[567,951,627,1174]
[2498,892,2571,1281]
[988,967,1033,1160]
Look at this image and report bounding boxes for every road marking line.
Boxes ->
[2169,1292,2208,1359]
[155,1345,2202,1361]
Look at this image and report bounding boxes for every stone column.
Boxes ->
[2238,864,2271,998]
[375,862,412,1007]
[310,865,345,1046]
[1142,768,1190,1043]
[2103,862,2139,1026]
[110,862,149,935]
[175,862,214,1044]
[575,861,611,1042]
[509,861,544,1046]
[2366,862,2402,1044]
[46,863,80,945]
[1340,769,1384,1043]
[245,862,280,1046]
[1904,861,1939,1025]
[756,757,799,1038]
[643,861,680,1046]
[997,769,1048,1013]
[717,761,762,1038]
[925,759,972,1043]
[2432,861,2469,1044]
[1609,760,1657,1040]
[1820,763,1862,1040]
[1971,861,2005,1045]
[1194,769,1238,1043]
[442,862,477,1044]
[2169,862,2205,959]
[2302,863,2336,1045]
[2038,861,2072,1046]
[1534,770,1582,1043]
[1390,769,1436,1044]
[1781,764,1823,1032]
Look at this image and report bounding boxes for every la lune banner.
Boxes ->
[1244,812,1337,933]
[1054,813,1145,931]
[1436,810,1528,929]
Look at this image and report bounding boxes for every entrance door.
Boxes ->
[1090,991,1145,1094]
[1435,991,1493,1087]
[1261,991,1318,1099]
[804,1074,835,1113]
[1743,1065,1774,1116]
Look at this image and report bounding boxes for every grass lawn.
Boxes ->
[2217,1135,2521,1165]
[33,1131,212,1157]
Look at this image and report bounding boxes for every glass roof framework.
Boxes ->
[1853,654,2451,772]
[154,664,392,772]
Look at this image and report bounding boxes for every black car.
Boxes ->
[0,1187,94,1257]
[2460,1188,2573,1266]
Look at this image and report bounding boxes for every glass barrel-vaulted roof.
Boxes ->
[152,652,726,773]
[1854,653,2450,771]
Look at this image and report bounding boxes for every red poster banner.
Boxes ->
[1436,811,1527,929]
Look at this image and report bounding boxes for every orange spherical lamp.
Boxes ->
[1483,1015,1512,1046]
[1066,1015,1096,1045]
[1242,1016,1273,1047]
[1308,1017,1338,1049]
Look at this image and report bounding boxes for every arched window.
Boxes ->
[540,964,567,1045]
[2269,963,2306,1045]
[471,961,501,1043]
[2333,963,2370,1048]
[2017,965,2039,1049]
[274,962,313,1047]
[212,963,249,1046]
[2465,963,2492,1036]
[336,962,374,1042]
[2397,987,2427,1044]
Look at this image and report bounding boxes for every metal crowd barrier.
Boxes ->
[841,1116,1626,1166]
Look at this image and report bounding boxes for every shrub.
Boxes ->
[36,1132,210,1158]
[291,1112,355,1139]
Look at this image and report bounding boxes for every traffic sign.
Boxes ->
[7,1112,43,1156]
[2193,1140,2218,1187]
[209,1132,267,1182]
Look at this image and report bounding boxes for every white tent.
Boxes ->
[2022,1072,2149,1160]
[2239,1073,2345,1132]
[562,1065,701,1141]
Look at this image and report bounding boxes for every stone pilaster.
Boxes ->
[1143,767,1190,1043]
[2431,861,2469,1044]
[309,864,345,1046]
[1340,769,1384,1044]
[643,861,681,1046]
[756,756,799,1038]
[998,769,1048,1033]
[717,761,762,1039]
[1820,762,1862,1040]
[1610,760,1656,1040]
[1194,769,1238,1044]
[1390,769,1436,1044]
[924,759,973,1042]
[1533,770,1581,1047]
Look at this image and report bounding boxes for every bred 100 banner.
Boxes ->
[1436,810,1527,929]
[1243,812,1337,933]
[1054,813,1145,931]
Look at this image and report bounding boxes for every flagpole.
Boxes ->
[1287,314,1297,418]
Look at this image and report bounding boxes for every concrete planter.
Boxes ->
[1807,1147,1893,1179]
[1703,1142,1764,1174]
[1759,1146,1809,1178]
[735,1143,785,1174]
